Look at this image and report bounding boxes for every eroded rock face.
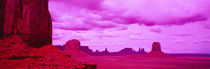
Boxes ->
[152,42,161,52]
[0,0,52,47]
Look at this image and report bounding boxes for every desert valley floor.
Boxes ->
[75,56,210,69]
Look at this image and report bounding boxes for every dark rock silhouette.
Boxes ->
[118,48,136,55]
[80,46,93,54]
[53,41,148,56]
[138,48,147,54]
[152,42,161,52]
[79,47,147,56]
[64,39,89,57]
[55,44,148,56]
[0,0,52,47]
[144,42,169,57]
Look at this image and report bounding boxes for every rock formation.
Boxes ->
[64,39,80,50]
[0,0,52,47]
[138,48,147,55]
[0,36,96,69]
[64,39,89,57]
[144,42,169,57]
[0,35,32,58]
[80,46,94,55]
[151,42,161,52]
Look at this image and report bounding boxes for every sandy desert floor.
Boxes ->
[75,56,210,69]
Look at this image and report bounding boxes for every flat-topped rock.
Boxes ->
[63,39,89,57]
[152,42,161,52]
[144,42,169,57]
[64,39,81,50]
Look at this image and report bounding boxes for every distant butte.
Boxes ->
[64,39,90,57]
[152,42,162,52]
[64,39,81,50]
[144,42,169,57]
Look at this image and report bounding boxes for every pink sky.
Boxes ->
[49,0,210,53]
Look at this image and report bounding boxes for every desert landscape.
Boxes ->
[56,39,210,69]
[69,41,210,69]
[1,0,210,69]
[75,56,210,69]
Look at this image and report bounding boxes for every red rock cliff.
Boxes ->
[0,0,52,47]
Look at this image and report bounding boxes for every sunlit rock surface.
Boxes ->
[0,35,32,58]
[0,35,95,69]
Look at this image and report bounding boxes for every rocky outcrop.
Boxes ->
[0,36,95,69]
[144,42,169,57]
[138,48,147,55]
[151,42,161,52]
[0,0,52,47]
[0,35,32,58]
[64,39,89,57]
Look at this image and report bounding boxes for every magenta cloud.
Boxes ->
[51,0,104,10]
[50,0,210,53]
[50,0,210,30]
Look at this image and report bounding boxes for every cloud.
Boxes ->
[50,0,210,32]
[97,35,115,39]
[52,29,65,40]
[50,0,105,10]
[102,0,210,26]
[201,40,210,44]
[55,26,91,31]
[150,28,162,33]
[171,34,193,37]
[50,0,210,53]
